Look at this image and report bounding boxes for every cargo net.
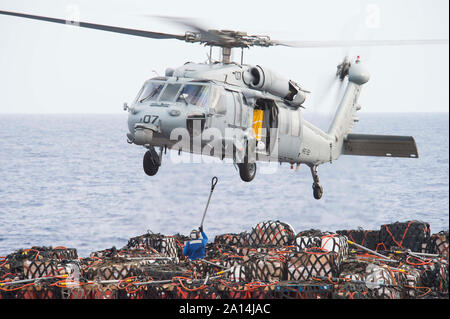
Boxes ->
[189,253,248,283]
[83,257,170,281]
[286,251,340,281]
[332,260,374,299]
[22,260,75,279]
[1,247,77,272]
[322,261,404,299]
[400,264,424,299]
[214,232,249,246]
[248,221,295,248]
[142,263,191,281]
[402,256,449,298]
[0,247,80,285]
[334,258,446,299]
[204,243,241,260]
[89,247,164,260]
[338,260,368,281]
[429,231,449,258]
[126,233,179,259]
[9,246,78,261]
[380,220,431,253]
[295,230,348,264]
[1,220,449,299]
[172,234,191,259]
[336,229,380,251]
[363,263,403,299]
[245,256,286,282]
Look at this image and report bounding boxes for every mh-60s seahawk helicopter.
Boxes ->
[1,10,448,199]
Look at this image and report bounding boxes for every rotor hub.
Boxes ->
[336,57,352,81]
[184,29,273,49]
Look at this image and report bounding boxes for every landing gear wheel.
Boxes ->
[236,140,256,182]
[143,148,160,176]
[312,183,323,200]
[238,162,256,182]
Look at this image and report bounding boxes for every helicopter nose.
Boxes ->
[126,124,155,146]
[126,108,159,145]
[133,123,156,145]
[127,104,190,145]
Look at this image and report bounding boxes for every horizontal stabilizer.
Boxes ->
[343,134,419,158]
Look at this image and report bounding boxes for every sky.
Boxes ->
[0,0,448,114]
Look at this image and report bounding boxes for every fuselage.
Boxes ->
[126,61,331,166]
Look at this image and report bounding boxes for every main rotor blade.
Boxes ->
[0,10,186,41]
[313,75,338,112]
[273,39,449,48]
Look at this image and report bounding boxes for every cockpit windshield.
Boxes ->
[136,81,210,106]
[159,83,182,102]
[137,81,164,103]
[177,84,210,107]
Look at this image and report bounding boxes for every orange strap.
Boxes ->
[384,221,415,249]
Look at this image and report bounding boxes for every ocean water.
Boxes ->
[0,113,448,257]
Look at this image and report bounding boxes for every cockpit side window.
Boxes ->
[210,87,227,115]
[137,81,164,103]
[232,92,242,127]
[177,84,210,107]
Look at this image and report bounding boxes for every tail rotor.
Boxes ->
[313,55,355,115]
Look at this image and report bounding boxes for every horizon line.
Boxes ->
[0,111,448,115]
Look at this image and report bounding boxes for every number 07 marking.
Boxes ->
[143,115,159,124]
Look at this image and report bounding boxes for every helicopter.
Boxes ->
[1,10,448,200]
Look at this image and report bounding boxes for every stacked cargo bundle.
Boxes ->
[126,233,179,260]
[1,247,79,281]
[0,246,80,299]
[247,220,296,248]
[290,228,349,286]
[0,220,448,299]
[429,231,449,258]
[214,232,249,246]
[379,220,431,253]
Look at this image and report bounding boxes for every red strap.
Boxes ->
[346,230,356,244]
[376,242,387,251]
[361,231,369,246]
[257,224,266,244]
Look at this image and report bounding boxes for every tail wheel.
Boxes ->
[143,148,160,176]
[313,183,323,200]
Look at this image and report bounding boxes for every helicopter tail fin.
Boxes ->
[327,61,369,160]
